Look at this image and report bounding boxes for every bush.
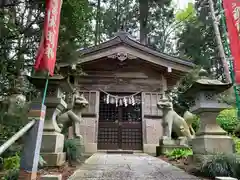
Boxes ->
[0,157,3,170]
[3,169,19,180]
[200,153,240,179]
[232,136,240,154]
[216,109,238,134]
[164,148,193,160]
[64,139,80,165]
[1,154,20,180]
[3,154,20,170]
[192,115,200,132]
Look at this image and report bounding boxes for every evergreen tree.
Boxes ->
[176,1,226,81]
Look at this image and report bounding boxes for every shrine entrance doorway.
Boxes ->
[97,92,143,150]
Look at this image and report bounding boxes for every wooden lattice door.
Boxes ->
[98,92,143,150]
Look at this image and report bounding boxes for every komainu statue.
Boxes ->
[56,91,88,138]
[71,91,89,138]
[157,98,195,140]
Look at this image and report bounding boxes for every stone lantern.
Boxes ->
[28,74,73,166]
[182,69,234,162]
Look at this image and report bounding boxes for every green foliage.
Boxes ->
[64,139,81,164]
[175,0,226,81]
[171,67,201,112]
[175,2,196,22]
[164,148,192,160]
[0,108,28,158]
[58,0,94,63]
[192,115,200,133]
[232,136,240,154]
[0,115,28,141]
[216,109,238,134]
[2,169,19,180]
[200,154,240,179]
[3,154,20,170]
[0,157,3,170]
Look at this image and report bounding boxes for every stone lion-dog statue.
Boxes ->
[57,91,88,138]
[157,99,195,140]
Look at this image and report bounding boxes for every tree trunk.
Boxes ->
[139,0,149,45]
[208,0,231,83]
[116,0,120,31]
[123,0,129,31]
[95,0,101,45]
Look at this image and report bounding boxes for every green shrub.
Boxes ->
[3,154,20,170]
[232,136,240,154]
[216,109,238,134]
[200,153,240,179]
[64,139,80,164]
[2,169,19,180]
[0,157,3,170]
[164,148,193,160]
[192,115,200,132]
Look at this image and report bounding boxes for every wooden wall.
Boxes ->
[68,57,184,153]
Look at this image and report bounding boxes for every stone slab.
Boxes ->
[215,177,238,180]
[69,153,201,180]
[40,174,62,180]
[143,144,158,156]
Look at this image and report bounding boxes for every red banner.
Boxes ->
[223,0,240,84]
[34,0,62,76]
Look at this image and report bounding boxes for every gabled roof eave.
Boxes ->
[59,31,195,69]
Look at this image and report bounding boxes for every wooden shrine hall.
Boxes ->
[59,31,194,154]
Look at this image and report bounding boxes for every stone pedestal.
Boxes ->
[41,132,66,166]
[156,136,189,156]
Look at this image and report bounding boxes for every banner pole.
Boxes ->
[41,73,49,105]
[218,0,240,118]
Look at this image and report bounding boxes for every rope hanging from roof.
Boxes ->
[99,89,142,107]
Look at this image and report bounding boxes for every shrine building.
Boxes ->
[59,31,194,155]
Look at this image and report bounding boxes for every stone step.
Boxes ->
[215,177,238,180]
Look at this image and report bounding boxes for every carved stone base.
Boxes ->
[159,136,189,146]
[41,152,66,167]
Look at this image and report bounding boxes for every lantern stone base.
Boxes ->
[41,132,66,166]
[192,135,234,154]
[191,135,234,164]
[41,132,65,152]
